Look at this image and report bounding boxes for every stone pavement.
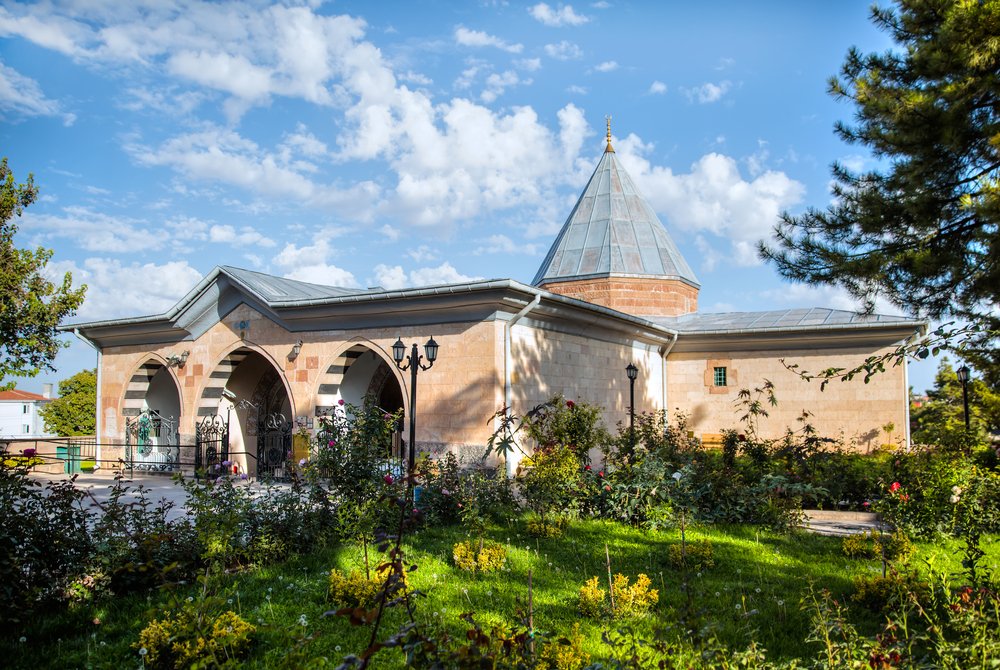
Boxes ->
[801,509,886,536]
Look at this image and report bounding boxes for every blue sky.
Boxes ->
[0,0,940,394]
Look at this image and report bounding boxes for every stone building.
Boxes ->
[67,128,924,475]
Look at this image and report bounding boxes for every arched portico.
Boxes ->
[315,342,405,418]
[121,357,182,471]
[197,346,293,477]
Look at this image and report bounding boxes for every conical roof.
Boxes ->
[533,141,699,288]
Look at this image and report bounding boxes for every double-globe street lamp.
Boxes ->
[956,364,971,432]
[392,336,439,472]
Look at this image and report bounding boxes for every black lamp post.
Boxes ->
[956,364,971,432]
[392,336,439,471]
[625,363,638,451]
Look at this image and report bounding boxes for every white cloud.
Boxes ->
[481,70,526,103]
[0,3,368,116]
[516,58,542,71]
[615,135,806,268]
[759,283,900,315]
[0,61,74,125]
[22,206,154,253]
[473,234,541,256]
[684,80,732,104]
[530,3,590,26]
[593,60,618,73]
[272,238,358,287]
[591,1,611,8]
[208,224,276,248]
[283,264,358,288]
[566,84,588,95]
[544,41,583,60]
[406,245,438,262]
[648,80,667,95]
[127,125,380,213]
[372,262,482,289]
[454,26,523,53]
[47,258,203,320]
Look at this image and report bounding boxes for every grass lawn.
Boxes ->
[5,519,998,669]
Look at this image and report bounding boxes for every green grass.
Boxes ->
[4,520,998,669]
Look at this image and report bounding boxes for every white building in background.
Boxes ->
[0,387,55,439]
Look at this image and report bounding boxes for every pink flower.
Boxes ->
[566,400,575,408]
[328,440,335,446]
[384,474,394,485]
[338,398,345,406]
[598,471,604,478]
[889,481,901,492]
[862,501,871,508]
[901,494,909,502]
[604,485,611,492]
[441,488,451,496]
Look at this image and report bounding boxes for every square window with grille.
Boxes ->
[713,366,727,387]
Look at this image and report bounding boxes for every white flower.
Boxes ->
[950,495,960,504]
[672,471,683,481]
[952,485,962,495]
[335,645,342,652]
[186,596,193,603]
[18,636,26,643]
[139,648,148,657]
[298,614,307,627]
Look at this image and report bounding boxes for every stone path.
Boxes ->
[801,509,886,536]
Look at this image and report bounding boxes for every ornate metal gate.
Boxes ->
[257,413,292,479]
[125,409,179,472]
[195,414,229,476]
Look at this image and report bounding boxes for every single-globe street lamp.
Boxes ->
[956,364,971,432]
[392,336,439,471]
[625,363,638,451]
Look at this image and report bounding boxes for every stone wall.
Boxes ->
[666,345,909,451]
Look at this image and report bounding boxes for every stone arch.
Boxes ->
[197,345,294,418]
[122,355,182,419]
[315,341,405,417]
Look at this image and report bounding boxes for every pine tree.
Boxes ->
[760,0,999,358]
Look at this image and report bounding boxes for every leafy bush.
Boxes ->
[537,623,591,670]
[578,574,658,619]
[327,568,382,608]
[416,452,462,525]
[452,539,507,572]
[667,539,714,571]
[0,460,93,628]
[523,396,609,463]
[519,444,581,535]
[525,513,569,537]
[850,570,930,613]
[841,529,914,562]
[135,608,255,669]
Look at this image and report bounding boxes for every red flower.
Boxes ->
[598,471,604,478]
[584,465,591,471]
[384,474,394,485]
[889,481,901,492]
[604,485,611,492]
[566,400,575,408]
[862,501,871,508]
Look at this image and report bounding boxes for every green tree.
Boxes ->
[39,369,96,436]
[1,158,87,388]
[910,359,999,446]
[760,0,999,360]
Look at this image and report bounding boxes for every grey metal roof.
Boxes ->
[533,147,699,287]
[220,266,357,301]
[650,308,922,335]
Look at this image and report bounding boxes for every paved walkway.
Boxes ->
[801,509,886,536]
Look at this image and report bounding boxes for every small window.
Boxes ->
[23,404,29,414]
[22,424,30,434]
[713,366,727,387]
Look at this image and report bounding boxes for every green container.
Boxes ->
[56,445,81,474]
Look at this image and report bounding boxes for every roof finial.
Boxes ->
[605,114,615,153]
